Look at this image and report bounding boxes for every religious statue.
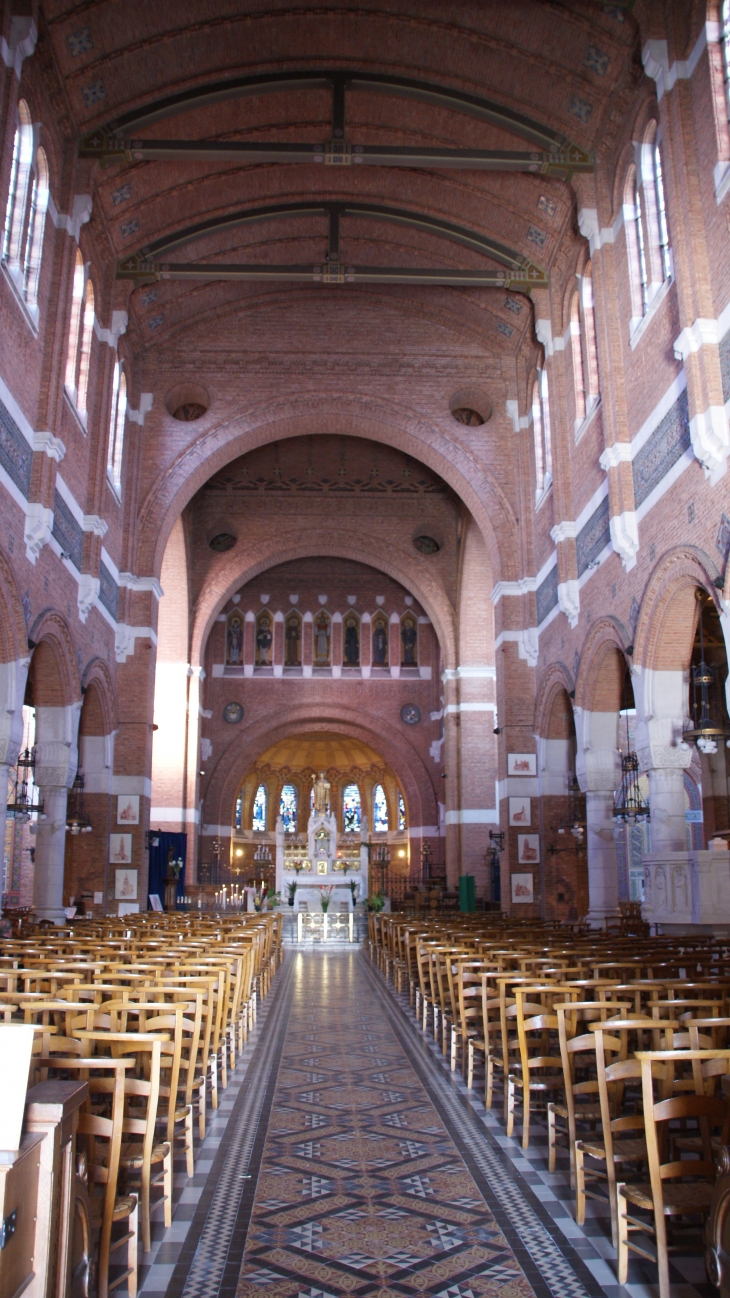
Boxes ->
[312,770,331,816]
[227,613,243,664]
[344,616,359,665]
[401,616,417,666]
[372,619,388,665]
[285,614,301,666]
[314,611,330,665]
[256,612,273,665]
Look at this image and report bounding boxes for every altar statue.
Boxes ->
[312,770,331,816]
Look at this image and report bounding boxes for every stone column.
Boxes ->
[634,666,692,856]
[0,656,30,885]
[574,706,621,926]
[33,702,81,924]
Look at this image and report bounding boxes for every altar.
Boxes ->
[275,803,369,912]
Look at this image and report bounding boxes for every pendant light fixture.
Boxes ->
[683,589,730,754]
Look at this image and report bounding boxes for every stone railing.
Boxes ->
[642,850,730,929]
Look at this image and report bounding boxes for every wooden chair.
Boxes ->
[575,1018,676,1247]
[506,984,566,1148]
[34,1055,138,1298]
[617,1049,730,1298]
[548,1000,631,1183]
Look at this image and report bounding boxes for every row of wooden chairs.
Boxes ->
[2,911,284,1298]
[368,911,730,1298]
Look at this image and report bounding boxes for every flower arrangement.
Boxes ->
[318,884,335,913]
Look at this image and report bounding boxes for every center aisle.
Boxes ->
[158,951,606,1298]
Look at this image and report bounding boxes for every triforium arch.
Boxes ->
[136,409,515,588]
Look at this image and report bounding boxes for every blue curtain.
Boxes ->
[148,832,187,909]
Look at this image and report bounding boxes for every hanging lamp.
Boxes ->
[683,589,730,754]
[66,771,92,834]
[6,747,44,821]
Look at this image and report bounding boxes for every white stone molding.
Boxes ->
[577,205,625,255]
[494,627,539,666]
[47,193,92,242]
[557,579,580,627]
[33,431,66,462]
[505,400,529,432]
[642,26,717,101]
[34,703,81,790]
[445,807,499,825]
[689,405,729,482]
[573,707,622,792]
[674,318,719,361]
[127,393,154,426]
[83,515,108,538]
[1,15,37,76]
[490,577,536,602]
[550,520,577,544]
[77,574,100,623]
[443,701,497,715]
[24,502,54,563]
[599,442,633,471]
[0,656,29,768]
[633,667,693,773]
[441,665,496,681]
[94,311,128,349]
[200,738,213,761]
[115,624,158,663]
[118,573,164,600]
[609,510,640,571]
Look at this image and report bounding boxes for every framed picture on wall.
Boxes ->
[117,794,140,825]
[507,753,537,776]
[115,868,138,900]
[509,796,531,827]
[511,872,534,904]
[517,834,540,864]
[109,834,133,865]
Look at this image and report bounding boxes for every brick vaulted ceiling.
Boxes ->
[42,2,638,349]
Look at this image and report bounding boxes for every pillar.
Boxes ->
[33,701,81,924]
[634,665,692,855]
[574,706,621,926]
[0,656,29,887]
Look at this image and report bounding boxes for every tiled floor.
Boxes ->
[138,950,715,1298]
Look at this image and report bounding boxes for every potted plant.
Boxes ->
[266,887,281,909]
[287,880,297,907]
[349,880,358,906]
[367,891,385,913]
[318,884,335,913]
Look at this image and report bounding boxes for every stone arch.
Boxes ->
[135,404,518,588]
[534,661,575,740]
[633,545,718,673]
[190,527,457,672]
[80,657,117,738]
[28,611,80,709]
[203,707,438,843]
[574,616,632,713]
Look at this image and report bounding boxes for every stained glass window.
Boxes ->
[398,791,406,831]
[342,784,362,833]
[279,784,298,832]
[252,784,267,832]
[234,793,242,831]
[373,784,389,832]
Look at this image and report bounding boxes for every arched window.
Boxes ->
[252,784,267,832]
[234,792,242,832]
[569,293,586,425]
[21,146,48,306]
[625,164,648,320]
[279,784,298,832]
[284,610,301,667]
[343,610,360,666]
[398,791,406,831]
[342,784,361,832]
[107,363,127,495]
[76,278,94,415]
[652,141,671,282]
[372,613,388,667]
[65,250,85,392]
[255,610,273,666]
[724,0,730,119]
[400,613,418,667]
[717,0,722,117]
[373,784,389,832]
[532,367,552,500]
[2,101,32,267]
[581,262,600,407]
